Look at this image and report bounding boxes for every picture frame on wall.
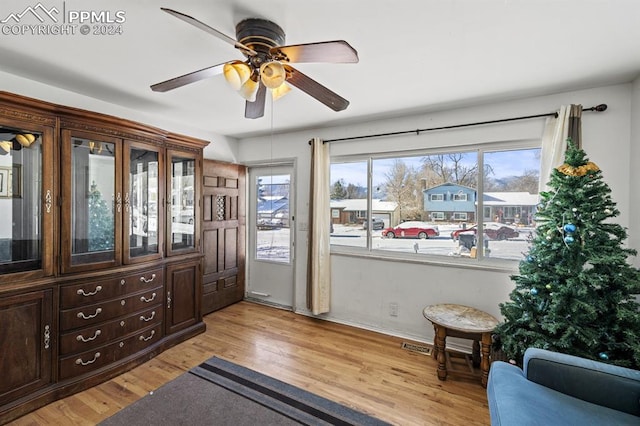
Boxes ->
[0,166,10,198]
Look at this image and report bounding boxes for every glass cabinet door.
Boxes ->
[167,150,199,255]
[61,130,121,273]
[0,122,54,280]
[124,141,163,263]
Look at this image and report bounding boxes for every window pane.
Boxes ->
[0,128,42,274]
[374,152,478,256]
[170,157,195,251]
[129,148,159,257]
[329,161,368,248]
[256,174,290,263]
[481,148,540,260]
[70,138,116,265]
[329,145,540,264]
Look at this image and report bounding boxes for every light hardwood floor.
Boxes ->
[10,301,491,425]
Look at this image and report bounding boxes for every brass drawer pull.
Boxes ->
[75,352,100,366]
[77,329,101,342]
[77,307,102,320]
[139,273,156,283]
[77,285,102,297]
[140,311,156,322]
[139,330,155,342]
[140,293,156,303]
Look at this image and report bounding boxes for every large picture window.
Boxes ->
[330,144,540,263]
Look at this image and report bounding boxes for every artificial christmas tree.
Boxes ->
[495,140,640,369]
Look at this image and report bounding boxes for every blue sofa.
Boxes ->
[487,348,640,425]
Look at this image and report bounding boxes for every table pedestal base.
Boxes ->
[432,324,492,387]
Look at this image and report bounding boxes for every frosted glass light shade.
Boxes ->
[271,82,291,101]
[260,61,286,89]
[223,62,252,91]
[238,78,259,102]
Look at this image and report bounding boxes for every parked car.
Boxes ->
[381,221,440,239]
[363,217,385,230]
[257,218,284,230]
[450,222,519,241]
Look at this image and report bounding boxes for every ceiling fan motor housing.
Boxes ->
[236,18,285,67]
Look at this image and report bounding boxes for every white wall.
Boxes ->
[0,70,240,163]
[238,83,637,348]
[630,77,640,268]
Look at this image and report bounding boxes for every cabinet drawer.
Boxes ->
[58,323,162,380]
[59,305,163,356]
[61,269,163,308]
[60,286,163,331]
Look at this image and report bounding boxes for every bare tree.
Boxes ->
[384,160,422,221]
[421,153,479,187]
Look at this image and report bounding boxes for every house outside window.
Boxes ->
[330,145,540,262]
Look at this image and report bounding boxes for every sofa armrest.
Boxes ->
[523,348,640,416]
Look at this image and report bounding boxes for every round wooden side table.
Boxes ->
[423,304,498,387]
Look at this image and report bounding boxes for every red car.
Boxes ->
[382,221,440,239]
[450,222,519,241]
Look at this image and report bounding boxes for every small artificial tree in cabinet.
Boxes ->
[495,140,640,369]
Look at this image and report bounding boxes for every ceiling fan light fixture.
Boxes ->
[16,133,36,147]
[271,82,291,101]
[223,61,252,91]
[238,77,259,102]
[260,61,286,89]
[0,141,11,155]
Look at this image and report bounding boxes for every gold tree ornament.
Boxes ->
[556,161,600,176]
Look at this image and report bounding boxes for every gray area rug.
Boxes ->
[100,356,390,426]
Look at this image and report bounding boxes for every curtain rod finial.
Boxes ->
[594,104,607,112]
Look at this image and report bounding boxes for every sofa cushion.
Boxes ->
[487,361,640,426]
[524,348,640,416]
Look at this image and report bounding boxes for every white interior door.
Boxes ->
[247,165,295,309]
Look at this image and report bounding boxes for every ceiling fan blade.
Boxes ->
[160,8,257,56]
[283,65,349,112]
[271,41,358,64]
[245,83,267,119]
[150,63,225,92]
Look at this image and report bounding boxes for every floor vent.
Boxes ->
[402,342,433,355]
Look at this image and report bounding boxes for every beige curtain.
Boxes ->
[538,104,582,193]
[307,138,331,314]
[568,104,583,149]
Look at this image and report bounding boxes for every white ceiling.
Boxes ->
[2,0,640,139]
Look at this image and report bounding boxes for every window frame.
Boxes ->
[453,212,468,221]
[329,140,540,269]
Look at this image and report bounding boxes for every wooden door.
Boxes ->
[201,160,246,314]
[165,259,201,335]
[0,289,53,406]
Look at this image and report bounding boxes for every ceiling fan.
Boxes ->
[150,8,359,119]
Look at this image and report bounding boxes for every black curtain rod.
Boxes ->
[316,104,608,144]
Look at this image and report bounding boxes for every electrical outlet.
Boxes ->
[389,302,398,317]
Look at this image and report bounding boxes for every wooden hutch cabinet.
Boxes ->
[0,92,207,423]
